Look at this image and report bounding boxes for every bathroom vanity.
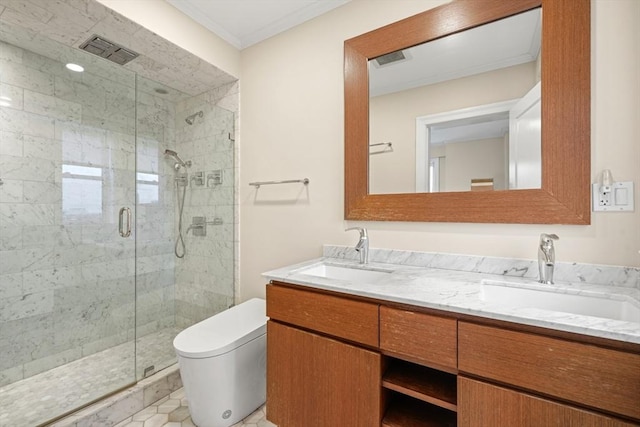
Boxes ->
[263,250,640,427]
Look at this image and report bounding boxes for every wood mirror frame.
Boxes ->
[344,0,590,224]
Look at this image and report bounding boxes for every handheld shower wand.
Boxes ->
[164,149,192,258]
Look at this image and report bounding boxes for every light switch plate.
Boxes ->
[592,181,634,212]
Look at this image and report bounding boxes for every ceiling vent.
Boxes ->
[79,35,139,65]
[374,50,408,67]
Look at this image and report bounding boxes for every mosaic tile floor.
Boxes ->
[0,328,180,427]
[115,388,277,427]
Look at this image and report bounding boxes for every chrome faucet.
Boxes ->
[346,227,369,264]
[538,233,559,284]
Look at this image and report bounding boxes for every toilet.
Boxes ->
[173,298,267,427]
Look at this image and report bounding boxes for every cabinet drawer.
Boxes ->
[266,284,379,347]
[459,322,640,421]
[380,306,457,371]
[459,376,639,427]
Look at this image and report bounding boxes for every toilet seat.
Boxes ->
[173,298,266,359]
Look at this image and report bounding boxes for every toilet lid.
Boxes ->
[173,298,267,359]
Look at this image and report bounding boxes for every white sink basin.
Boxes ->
[295,263,391,284]
[481,280,640,323]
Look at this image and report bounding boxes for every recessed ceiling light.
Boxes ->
[65,63,84,72]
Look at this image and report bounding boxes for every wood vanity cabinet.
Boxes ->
[266,282,640,427]
[266,284,382,427]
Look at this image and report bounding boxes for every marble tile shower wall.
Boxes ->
[134,82,178,344]
[0,40,171,387]
[173,82,237,327]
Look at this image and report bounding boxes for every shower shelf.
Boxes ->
[249,178,309,188]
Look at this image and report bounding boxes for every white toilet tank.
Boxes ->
[173,298,267,427]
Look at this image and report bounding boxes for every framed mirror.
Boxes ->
[344,0,590,224]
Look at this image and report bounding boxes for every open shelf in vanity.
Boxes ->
[382,358,457,427]
[382,394,456,427]
[383,359,457,411]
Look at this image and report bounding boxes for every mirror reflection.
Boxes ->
[369,8,541,194]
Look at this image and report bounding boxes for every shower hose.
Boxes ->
[174,178,187,258]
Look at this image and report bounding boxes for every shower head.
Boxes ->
[185,111,203,125]
[164,149,191,170]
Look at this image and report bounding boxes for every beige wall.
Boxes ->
[238,0,640,301]
[95,0,240,77]
[443,137,506,192]
[369,62,535,194]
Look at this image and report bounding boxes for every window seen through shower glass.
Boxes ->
[61,164,103,221]
[136,172,159,204]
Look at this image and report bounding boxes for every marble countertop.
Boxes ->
[263,256,640,345]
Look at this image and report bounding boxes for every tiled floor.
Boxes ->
[115,388,276,427]
[0,328,180,427]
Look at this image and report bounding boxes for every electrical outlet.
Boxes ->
[592,183,609,207]
[592,182,635,212]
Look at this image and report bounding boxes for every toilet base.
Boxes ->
[177,334,266,427]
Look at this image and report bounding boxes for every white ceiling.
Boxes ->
[166,0,350,49]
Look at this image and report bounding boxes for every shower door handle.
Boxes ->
[119,207,132,238]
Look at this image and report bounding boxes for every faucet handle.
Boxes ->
[540,233,559,245]
[345,227,368,238]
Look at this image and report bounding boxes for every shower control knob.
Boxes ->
[208,170,223,186]
[191,171,205,186]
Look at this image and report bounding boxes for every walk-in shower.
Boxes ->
[0,1,236,425]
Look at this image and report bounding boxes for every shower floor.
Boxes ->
[0,327,181,427]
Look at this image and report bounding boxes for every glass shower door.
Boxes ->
[0,36,137,426]
[133,76,237,379]
[133,75,179,379]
